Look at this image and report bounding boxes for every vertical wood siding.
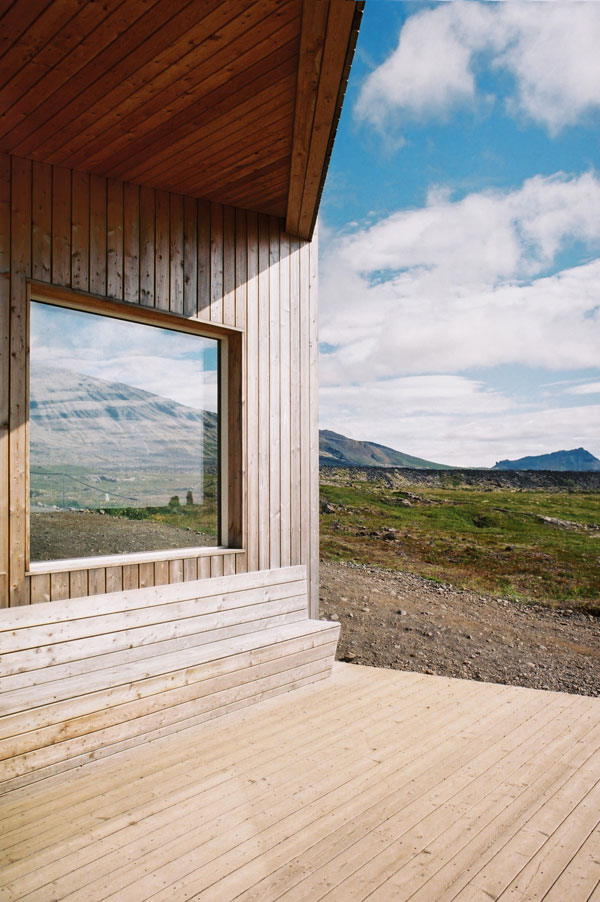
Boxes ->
[1,154,319,614]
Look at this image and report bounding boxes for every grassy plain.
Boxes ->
[320,477,600,612]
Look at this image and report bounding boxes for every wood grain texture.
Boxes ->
[1,665,597,900]
[0,567,339,787]
[0,153,9,604]
[0,1,361,236]
[8,156,31,606]
[4,158,317,612]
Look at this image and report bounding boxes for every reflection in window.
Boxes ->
[29,301,219,562]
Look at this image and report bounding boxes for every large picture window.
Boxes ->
[29,300,221,563]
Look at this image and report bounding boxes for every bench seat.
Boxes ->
[0,566,339,791]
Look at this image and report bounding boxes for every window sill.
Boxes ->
[27,546,245,576]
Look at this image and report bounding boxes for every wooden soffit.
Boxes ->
[0,0,362,239]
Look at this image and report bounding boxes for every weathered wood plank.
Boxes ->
[299,239,311,580]
[31,161,51,282]
[210,201,223,324]
[51,166,70,286]
[139,187,155,307]
[279,230,291,568]
[89,175,107,295]
[106,179,123,300]
[197,198,211,318]
[123,182,140,303]
[168,559,184,584]
[0,153,10,605]
[222,205,236,327]
[154,190,169,311]
[183,196,197,318]
[168,193,184,315]
[257,214,270,571]
[269,216,281,569]
[245,211,259,572]
[71,170,90,291]
[8,155,31,606]
[289,236,301,566]
[308,230,319,617]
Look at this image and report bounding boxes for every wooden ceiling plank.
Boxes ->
[0,1,124,110]
[164,163,290,212]
[65,5,301,174]
[138,104,294,194]
[178,131,292,200]
[125,76,295,186]
[0,0,90,96]
[4,0,198,156]
[298,0,358,238]
[0,0,82,93]
[0,0,53,58]
[205,156,291,201]
[285,0,329,238]
[107,41,299,182]
[54,0,265,167]
[0,0,157,142]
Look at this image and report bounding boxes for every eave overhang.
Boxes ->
[0,0,362,240]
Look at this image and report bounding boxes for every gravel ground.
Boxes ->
[31,511,217,561]
[319,560,599,697]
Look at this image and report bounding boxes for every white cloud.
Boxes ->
[320,172,600,380]
[566,381,600,396]
[320,171,600,464]
[356,1,600,133]
[320,391,600,468]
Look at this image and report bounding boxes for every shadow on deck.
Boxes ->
[2,663,599,901]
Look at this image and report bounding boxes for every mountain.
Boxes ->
[319,429,448,469]
[30,364,218,471]
[493,448,600,472]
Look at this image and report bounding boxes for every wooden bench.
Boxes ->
[0,565,339,791]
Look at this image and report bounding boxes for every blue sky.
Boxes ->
[319,0,600,466]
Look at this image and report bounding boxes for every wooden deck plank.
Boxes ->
[59,685,510,901]
[0,668,400,860]
[162,692,561,902]
[6,676,482,900]
[0,666,598,902]
[234,701,598,902]
[542,824,600,902]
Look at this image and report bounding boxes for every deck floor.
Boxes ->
[1,663,599,901]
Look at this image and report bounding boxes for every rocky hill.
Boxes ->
[321,466,600,492]
[319,429,447,469]
[30,364,218,471]
[493,448,600,472]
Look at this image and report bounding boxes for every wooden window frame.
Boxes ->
[26,282,244,574]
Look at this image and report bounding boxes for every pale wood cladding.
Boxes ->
[1,155,320,614]
[0,0,303,220]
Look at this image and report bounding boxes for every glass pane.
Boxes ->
[29,302,219,562]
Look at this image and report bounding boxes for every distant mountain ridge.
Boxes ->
[493,448,600,472]
[30,364,218,470]
[319,429,448,469]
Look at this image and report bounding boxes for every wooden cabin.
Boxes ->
[0,0,363,786]
[2,6,599,897]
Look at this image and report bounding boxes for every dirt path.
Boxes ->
[319,560,599,697]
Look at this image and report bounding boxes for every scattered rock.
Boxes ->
[319,560,599,698]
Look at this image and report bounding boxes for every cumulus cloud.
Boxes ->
[356,1,600,132]
[320,172,600,381]
[319,170,600,463]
